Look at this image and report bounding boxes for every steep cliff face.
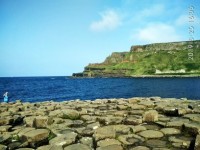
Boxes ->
[130,41,192,52]
[103,52,129,64]
[73,40,200,77]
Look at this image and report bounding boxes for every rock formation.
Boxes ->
[0,97,200,149]
[73,40,200,77]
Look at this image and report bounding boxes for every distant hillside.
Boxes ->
[73,40,200,77]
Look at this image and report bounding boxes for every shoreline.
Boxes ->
[0,75,200,78]
[71,75,200,78]
[130,75,200,78]
[0,97,200,150]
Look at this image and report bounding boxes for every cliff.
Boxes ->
[73,40,200,77]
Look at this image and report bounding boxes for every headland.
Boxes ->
[73,40,200,78]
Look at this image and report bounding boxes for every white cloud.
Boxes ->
[129,4,165,24]
[175,15,200,26]
[140,4,164,17]
[90,10,121,32]
[132,23,181,43]
[175,15,188,26]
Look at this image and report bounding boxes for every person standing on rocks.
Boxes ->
[3,92,9,103]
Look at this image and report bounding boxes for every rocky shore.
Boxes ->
[71,75,200,78]
[0,97,200,150]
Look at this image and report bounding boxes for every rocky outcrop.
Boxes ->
[73,40,200,77]
[0,97,200,149]
[130,41,199,52]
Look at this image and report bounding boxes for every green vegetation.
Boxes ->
[62,114,81,120]
[12,134,20,141]
[110,49,200,75]
[74,40,200,77]
[48,131,56,141]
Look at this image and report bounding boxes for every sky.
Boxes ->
[0,0,200,77]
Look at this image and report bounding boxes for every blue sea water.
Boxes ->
[0,77,200,102]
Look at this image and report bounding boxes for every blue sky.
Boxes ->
[0,0,200,77]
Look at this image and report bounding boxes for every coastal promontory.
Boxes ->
[73,40,200,77]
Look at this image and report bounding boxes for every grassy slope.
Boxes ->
[86,49,200,76]
[113,49,200,75]
[83,41,200,76]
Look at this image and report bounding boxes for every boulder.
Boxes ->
[128,110,144,115]
[7,141,22,150]
[0,125,12,133]
[18,127,35,138]
[49,132,77,147]
[131,125,146,133]
[166,118,190,129]
[97,138,121,147]
[80,137,94,148]
[158,115,171,122]
[96,144,123,150]
[15,148,34,150]
[160,128,181,135]
[81,115,97,122]
[79,127,94,136]
[139,101,155,108]
[0,134,11,143]
[128,99,139,104]
[61,109,80,120]
[93,126,116,141]
[184,114,200,122]
[169,136,192,149]
[113,125,131,135]
[195,134,200,150]
[152,148,170,150]
[155,121,166,127]
[124,116,142,125]
[37,145,63,150]
[143,110,158,122]
[12,115,24,125]
[24,116,36,127]
[19,129,50,148]
[0,144,7,150]
[87,122,100,130]
[130,104,146,110]
[0,117,14,125]
[34,116,53,128]
[143,124,161,130]
[52,118,65,124]
[163,107,178,116]
[0,111,12,117]
[116,105,128,110]
[64,143,91,150]
[50,126,74,136]
[70,120,84,127]
[49,110,62,117]
[8,107,20,113]
[105,116,123,125]
[118,134,144,146]
[138,130,164,139]
[146,139,167,148]
[130,146,150,150]
[114,111,128,117]
[177,108,187,116]
[183,122,200,135]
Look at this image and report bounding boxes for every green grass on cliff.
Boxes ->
[81,40,200,76]
[117,49,200,75]
[86,49,200,76]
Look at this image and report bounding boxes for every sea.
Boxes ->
[0,77,200,103]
